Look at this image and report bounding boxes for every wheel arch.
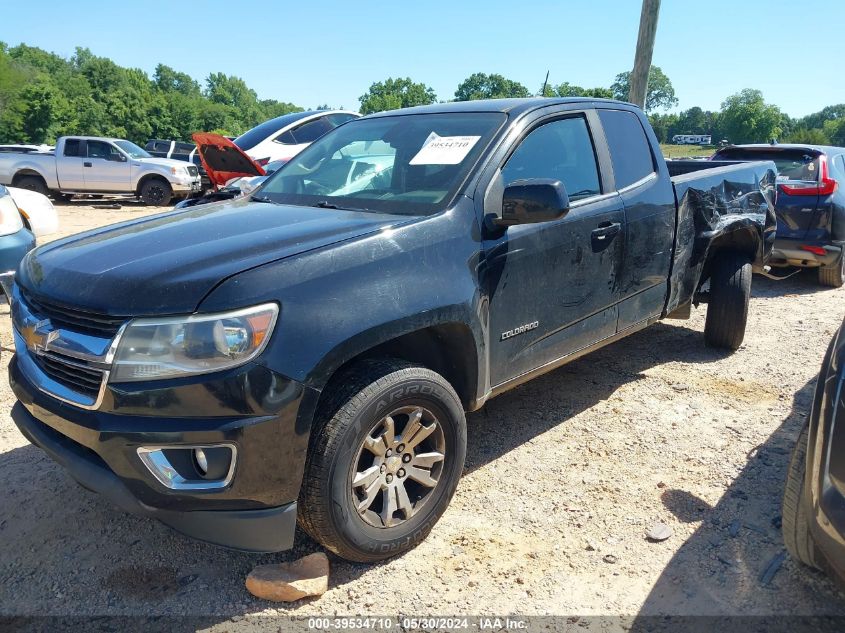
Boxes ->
[700,224,760,285]
[135,172,171,196]
[11,169,48,187]
[312,321,481,413]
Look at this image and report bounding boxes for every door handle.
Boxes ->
[591,221,621,241]
[83,161,92,167]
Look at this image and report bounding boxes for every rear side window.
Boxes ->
[289,117,334,144]
[64,139,81,157]
[501,116,601,201]
[598,109,655,189]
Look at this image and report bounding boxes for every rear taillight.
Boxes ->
[800,245,827,256]
[779,155,838,196]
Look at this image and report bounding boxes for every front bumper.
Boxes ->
[8,352,319,552]
[12,401,296,552]
[171,179,203,195]
[769,238,843,268]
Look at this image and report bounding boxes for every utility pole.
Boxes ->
[628,0,661,110]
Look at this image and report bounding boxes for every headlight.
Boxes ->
[170,166,190,176]
[0,189,24,237]
[110,303,279,382]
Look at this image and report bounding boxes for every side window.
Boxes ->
[327,113,357,127]
[87,141,117,159]
[598,109,655,189]
[501,116,601,201]
[63,139,81,157]
[290,117,334,144]
[274,130,296,145]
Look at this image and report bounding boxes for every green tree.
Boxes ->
[610,65,678,112]
[784,126,830,145]
[359,77,436,115]
[454,73,530,101]
[545,81,613,99]
[823,119,845,146]
[153,64,201,96]
[648,112,679,143]
[719,89,783,144]
[799,104,845,131]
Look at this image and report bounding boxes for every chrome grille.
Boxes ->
[20,289,125,336]
[12,284,121,409]
[34,352,104,399]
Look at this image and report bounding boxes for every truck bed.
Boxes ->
[664,160,778,316]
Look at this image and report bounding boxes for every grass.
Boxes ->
[660,144,716,159]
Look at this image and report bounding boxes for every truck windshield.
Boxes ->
[257,112,506,215]
[114,140,152,159]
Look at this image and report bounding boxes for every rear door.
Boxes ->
[596,109,676,327]
[83,140,132,192]
[56,139,85,190]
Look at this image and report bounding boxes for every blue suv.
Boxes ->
[712,144,845,286]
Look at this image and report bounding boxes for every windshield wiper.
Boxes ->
[250,194,278,204]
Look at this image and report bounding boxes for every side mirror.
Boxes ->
[495,178,570,227]
[108,153,127,162]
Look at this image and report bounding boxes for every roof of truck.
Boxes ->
[366,97,638,118]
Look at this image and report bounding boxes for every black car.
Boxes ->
[783,318,845,583]
[712,144,845,286]
[9,98,776,562]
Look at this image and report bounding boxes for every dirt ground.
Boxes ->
[1,201,845,625]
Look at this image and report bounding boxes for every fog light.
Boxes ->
[194,448,208,475]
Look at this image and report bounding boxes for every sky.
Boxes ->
[2,0,844,118]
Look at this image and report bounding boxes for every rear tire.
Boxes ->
[782,424,821,568]
[704,252,752,350]
[14,175,49,197]
[298,359,467,562]
[818,254,845,288]
[139,178,172,206]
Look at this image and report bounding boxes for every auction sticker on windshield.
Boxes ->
[410,132,481,165]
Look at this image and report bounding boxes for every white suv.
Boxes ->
[233,110,359,166]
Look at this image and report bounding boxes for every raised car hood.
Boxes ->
[193,132,264,188]
[18,198,410,316]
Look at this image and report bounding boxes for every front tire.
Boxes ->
[139,178,173,206]
[14,175,49,197]
[782,424,821,568]
[704,252,752,350]
[818,254,845,288]
[298,359,467,562]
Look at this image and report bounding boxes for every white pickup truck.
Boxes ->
[0,136,202,205]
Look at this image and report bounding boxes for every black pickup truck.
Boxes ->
[8,98,776,562]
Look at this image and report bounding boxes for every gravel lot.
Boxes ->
[2,202,845,624]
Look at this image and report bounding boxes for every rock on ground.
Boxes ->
[245,553,329,602]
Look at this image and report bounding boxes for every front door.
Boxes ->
[483,114,625,387]
[83,140,131,192]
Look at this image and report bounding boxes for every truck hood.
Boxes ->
[18,198,411,316]
[192,132,265,188]
[136,156,193,170]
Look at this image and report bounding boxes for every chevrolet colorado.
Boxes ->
[8,99,776,562]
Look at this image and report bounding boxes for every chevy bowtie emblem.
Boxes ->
[20,319,57,353]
